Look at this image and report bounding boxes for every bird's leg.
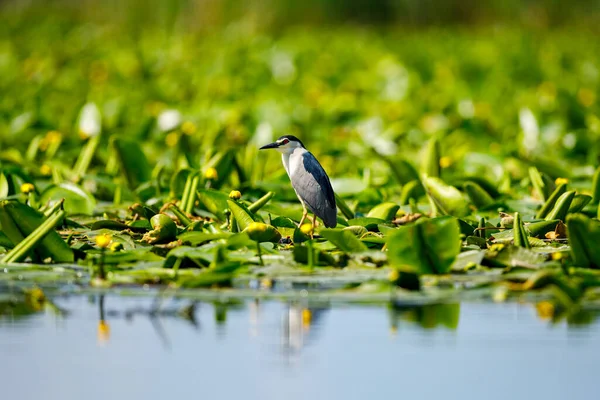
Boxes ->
[298,207,308,228]
[310,214,317,239]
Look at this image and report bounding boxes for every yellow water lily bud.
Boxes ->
[20,183,35,193]
[181,121,197,135]
[300,223,313,235]
[204,167,218,180]
[165,132,179,147]
[439,156,452,168]
[555,177,568,185]
[229,190,242,200]
[578,88,595,108]
[40,164,52,176]
[96,234,112,249]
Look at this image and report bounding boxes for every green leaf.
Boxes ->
[40,182,96,215]
[513,212,530,249]
[320,228,369,253]
[545,191,575,221]
[568,194,592,213]
[536,183,567,219]
[111,136,151,190]
[179,231,232,245]
[567,213,600,268]
[197,189,230,220]
[422,176,470,217]
[227,200,256,231]
[386,216,460,274]
[366,202,399,221]
[463,181,494,209]
[347,217,386,231]
[0,173,9,198]
[421,138,441,178]
[0,201,73,263]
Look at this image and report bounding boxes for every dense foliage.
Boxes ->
[1,5,600,321]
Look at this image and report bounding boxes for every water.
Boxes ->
[1,295,599,400]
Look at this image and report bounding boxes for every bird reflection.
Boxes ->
[282,302,329,353]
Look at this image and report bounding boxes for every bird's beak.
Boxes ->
[259,142,279,150]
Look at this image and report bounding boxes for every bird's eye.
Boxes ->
[281,139,289,145]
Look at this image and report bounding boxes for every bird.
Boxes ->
[260,135,337,232]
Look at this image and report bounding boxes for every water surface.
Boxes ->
[1,295,599,400]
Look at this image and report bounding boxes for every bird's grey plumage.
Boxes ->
[259,134,337,229]
[289,152,337,228]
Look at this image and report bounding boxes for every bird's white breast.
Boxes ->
[281,147,307,178]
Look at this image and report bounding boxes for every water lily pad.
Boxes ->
[387,216,461,274]
[40,182,96,215]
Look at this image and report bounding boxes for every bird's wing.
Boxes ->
[290,152,337,227]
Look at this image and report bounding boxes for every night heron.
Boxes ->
[260,135,337,231]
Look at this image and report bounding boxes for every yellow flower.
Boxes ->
[40,164,52,176]
[388,268,400,282]
[181,121,197,135]
[165,132,179,147]
[229,190,242,200]
[555,177,568,185]
[96,234,112,249]
[439,156,452,169]
[300,223,313,235]
[551,252,564,261]
[204,167,218,180]
[578,88,596,108]
[40,130,62,151]
[20,183,35,193]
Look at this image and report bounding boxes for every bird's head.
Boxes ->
[259,135,305,154]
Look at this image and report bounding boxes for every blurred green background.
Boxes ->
[0,0,599,196]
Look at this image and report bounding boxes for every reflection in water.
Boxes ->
[388,303,461,332]
[282,302,329,352]
[2,290,600,353]
[97,295,110,344]
[3,293,600,400]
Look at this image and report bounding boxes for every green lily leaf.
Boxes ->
[366,202,400,221]
[111,136,151,190]
[179,231,232,245]
[422,176,470,217]
[386,216,461,274]
[227,200,256,231]
[40,182,96,215]
[567,213,600,268]
[197,189,230,220]
[320,228,369,253]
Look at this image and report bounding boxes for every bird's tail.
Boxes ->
[323,209,337,228]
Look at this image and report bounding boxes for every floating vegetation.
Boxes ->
[1,5,600,318]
